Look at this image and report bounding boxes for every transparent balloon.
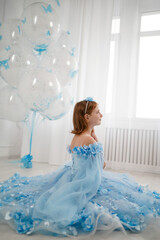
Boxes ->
[57,30,75,54]
[0,47,10,61]
[44,0,61,10]
[18,69,61,112]
[43,46,78,87]
[0,46,37,88]
[21,2,61,45]
[17,34,46,59]
[0,19,22,48]
[0,86,28,122]
[42,82,74,120]
[0,47,10,72]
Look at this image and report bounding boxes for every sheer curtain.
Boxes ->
[21,0,114,165]
[21,0,160,171]
[105,0,160,173]
[0,0,159,171]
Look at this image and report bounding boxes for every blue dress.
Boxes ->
[0,142,160,237]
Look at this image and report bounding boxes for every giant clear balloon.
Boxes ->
[42,83,74,120]
[43,46,78,87]
[45,0,61,10]
[0,47,10,72]
[0,47,10,61]
[0,86,28,122]
[21,2,61,45]
[18,69,61,112]
[0,19,22,48]
[57,30,74,53]
[0,46,37,88]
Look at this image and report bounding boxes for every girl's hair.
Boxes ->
[71,100,97,135]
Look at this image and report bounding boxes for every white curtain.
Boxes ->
[105,0,160,128]
[21,0,114,165]
[1,0,159,170]
[21,0,160,169]
[104,0,160,172]
[106,0,140,127]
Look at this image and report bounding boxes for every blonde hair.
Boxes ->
[71,100,97,135]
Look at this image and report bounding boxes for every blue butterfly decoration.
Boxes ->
[46,30,51,36]
[5,45,11,51]
[17,25,21,33]
[41,4,53,13]
[34,44,48,55]
[21,18,26,24]
[70,70,78,78]
[0,59,9,69]
[70,48,75,57]
[55,0,60,7]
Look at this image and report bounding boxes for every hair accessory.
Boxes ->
[84,97,94,114]
[84,97,94,102]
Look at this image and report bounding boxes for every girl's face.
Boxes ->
[87,105,103,127]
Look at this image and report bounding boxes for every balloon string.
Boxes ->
[29,111,36,155]
[20,111,36,168]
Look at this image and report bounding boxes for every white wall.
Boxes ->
[0,0,24,159]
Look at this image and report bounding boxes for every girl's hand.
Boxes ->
[103,161,107,169]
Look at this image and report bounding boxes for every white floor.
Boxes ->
[0,158,160,240]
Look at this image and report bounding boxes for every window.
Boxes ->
[136,12,160,119]
[106,18,120,114]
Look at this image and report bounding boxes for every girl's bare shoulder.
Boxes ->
[70,134,95,149]
[81,134,96,146]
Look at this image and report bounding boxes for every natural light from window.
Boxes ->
[141,13,160,32]
[106,41,115,113]
[136,13,160,119]
[106,18,120,114]
[111,18,120,34]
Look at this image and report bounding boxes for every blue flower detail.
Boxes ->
[68,142,103,157]
[84,97,94,102]
[67,145,72,154]
[13,213,33,234]
[20,154,33,168]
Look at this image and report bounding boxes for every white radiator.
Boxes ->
[105,128,160,173]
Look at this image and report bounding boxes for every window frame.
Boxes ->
[135,11,160,120]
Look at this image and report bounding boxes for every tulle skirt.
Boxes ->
[0,164,160,238]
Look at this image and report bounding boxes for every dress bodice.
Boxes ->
[68,143,104,191]
[68,142,104,172]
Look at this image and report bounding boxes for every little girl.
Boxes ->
[0,98,160,238]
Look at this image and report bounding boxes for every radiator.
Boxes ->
[105,128,160,173]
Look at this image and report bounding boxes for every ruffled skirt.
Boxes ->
[0,165,160,237]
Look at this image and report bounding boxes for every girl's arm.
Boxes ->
[103,161,107,169]
[91,128,106,168]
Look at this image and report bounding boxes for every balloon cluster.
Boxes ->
[0,0,78,122]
